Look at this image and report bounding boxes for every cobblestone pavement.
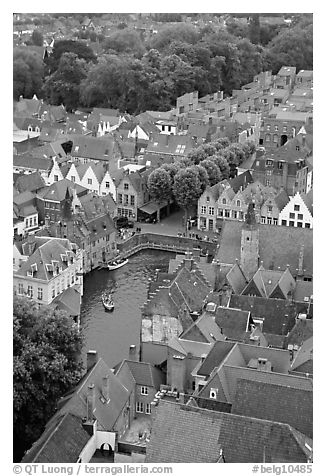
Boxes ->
[117,209,220,243]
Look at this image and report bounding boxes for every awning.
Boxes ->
[138,200,168,215]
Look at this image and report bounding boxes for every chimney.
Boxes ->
[102,375,109,401]
[129,344,138,361]
[86,350,98,371]
[298,244,304,276]
[86,383,95,422]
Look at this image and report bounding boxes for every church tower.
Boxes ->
[240,203,259,280]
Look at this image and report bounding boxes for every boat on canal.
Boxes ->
[102,292,114,311]
[107,257,129,271]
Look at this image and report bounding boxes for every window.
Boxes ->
[273,218,278,225]
[71,175,75,182]
[232,210,237,219]
[236,200,241,207]
[266,170,272,176]
[297,222,303,227]
[206,196,210,202]
[265,180,271,186]
[105,182,110,188]
[130,195,135,206]
[136,401,144,413]
[52,286,55,298]
[34,216,37,225]
[265,134,271,142]
[281,220,287,226]
[289,213,295,219]
[283,126,287,132]
[266,125,271,131]
[239,211,244,220]
[124,183,129,190]
[145,403,151,415]
[141,386,148,395]
[27,285,33,298]
[305,223,311,228]
[18,283,24,295]
[124,195,129,205]
[289,221,294,227]
[201,206,207,215]
[274,125,279,131]
[298,214,303,220]
[222,198,226,205]
[208,207,214,216]
[209,388,218,399]
[267,217,272,224]
[260,216,266,224]
[118,194,122,204]
[37,288,43,300]
[294,205,300,211]
[88,178,92,185]
[278,161,284,169]
[218,209,223,217]
[224,210,230,218]
[54,175,58,182]
[273,134,278,143]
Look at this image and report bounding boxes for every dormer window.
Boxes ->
[209,388,218,399]
[206,196,210,202]
[222,198,226,204]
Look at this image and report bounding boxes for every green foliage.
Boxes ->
[42,53,88,112]
[13,296,84,460]
[189,164,209,193]
[200,159,222,186]
[45,39,97,74]
[103,29,145,57]
[173,167,202,211]
[31,30,43,46]
[151,23,199,51]
[210,154,230,179]
[13,48,44,100]
[262,22,313,72]
[147,168,172,203]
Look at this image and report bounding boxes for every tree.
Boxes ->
[210,154,230,179]
[151,23,199,51]
[103,29,145,57]
[173,167,202,233]
[31,30,43,46]
[13,48,44,100]
[147,168,172,222]
[42,53,88,112]
[236,38,263,85]
[213,137,231,149]
[248,14,260,44]
[13,296,83,461]
[200,159,222,186]
[189,164,209,194]
[45,39,96,74]
[263,22,313,73]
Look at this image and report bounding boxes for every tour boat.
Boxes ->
[102,292,114,311]
[107,257,129,271]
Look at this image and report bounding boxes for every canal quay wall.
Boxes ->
[117,232,217,259]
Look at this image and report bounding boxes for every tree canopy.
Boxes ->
[13,296,84,461]
[13,48,44,100]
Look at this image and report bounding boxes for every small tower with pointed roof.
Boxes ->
[240,202,259,280]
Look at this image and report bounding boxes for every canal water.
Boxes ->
[80,250,175,368]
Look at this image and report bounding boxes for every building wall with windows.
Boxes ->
[135,384,156,417]
[13,239,84,305]
[259,118,305,150]
[99,171,117,199]
[260,197,282,225]
[278,193,313,229]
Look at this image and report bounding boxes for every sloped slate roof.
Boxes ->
[232,378,313,438]
[37,179,87,202]
[21,413,90,463]
[197,341,235,377]
[56,358,130,431]
[145,400,312,463]
[217,221,313,277]
[13,154,53,171]
[14,171,46,193]
[116,360,165,390]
